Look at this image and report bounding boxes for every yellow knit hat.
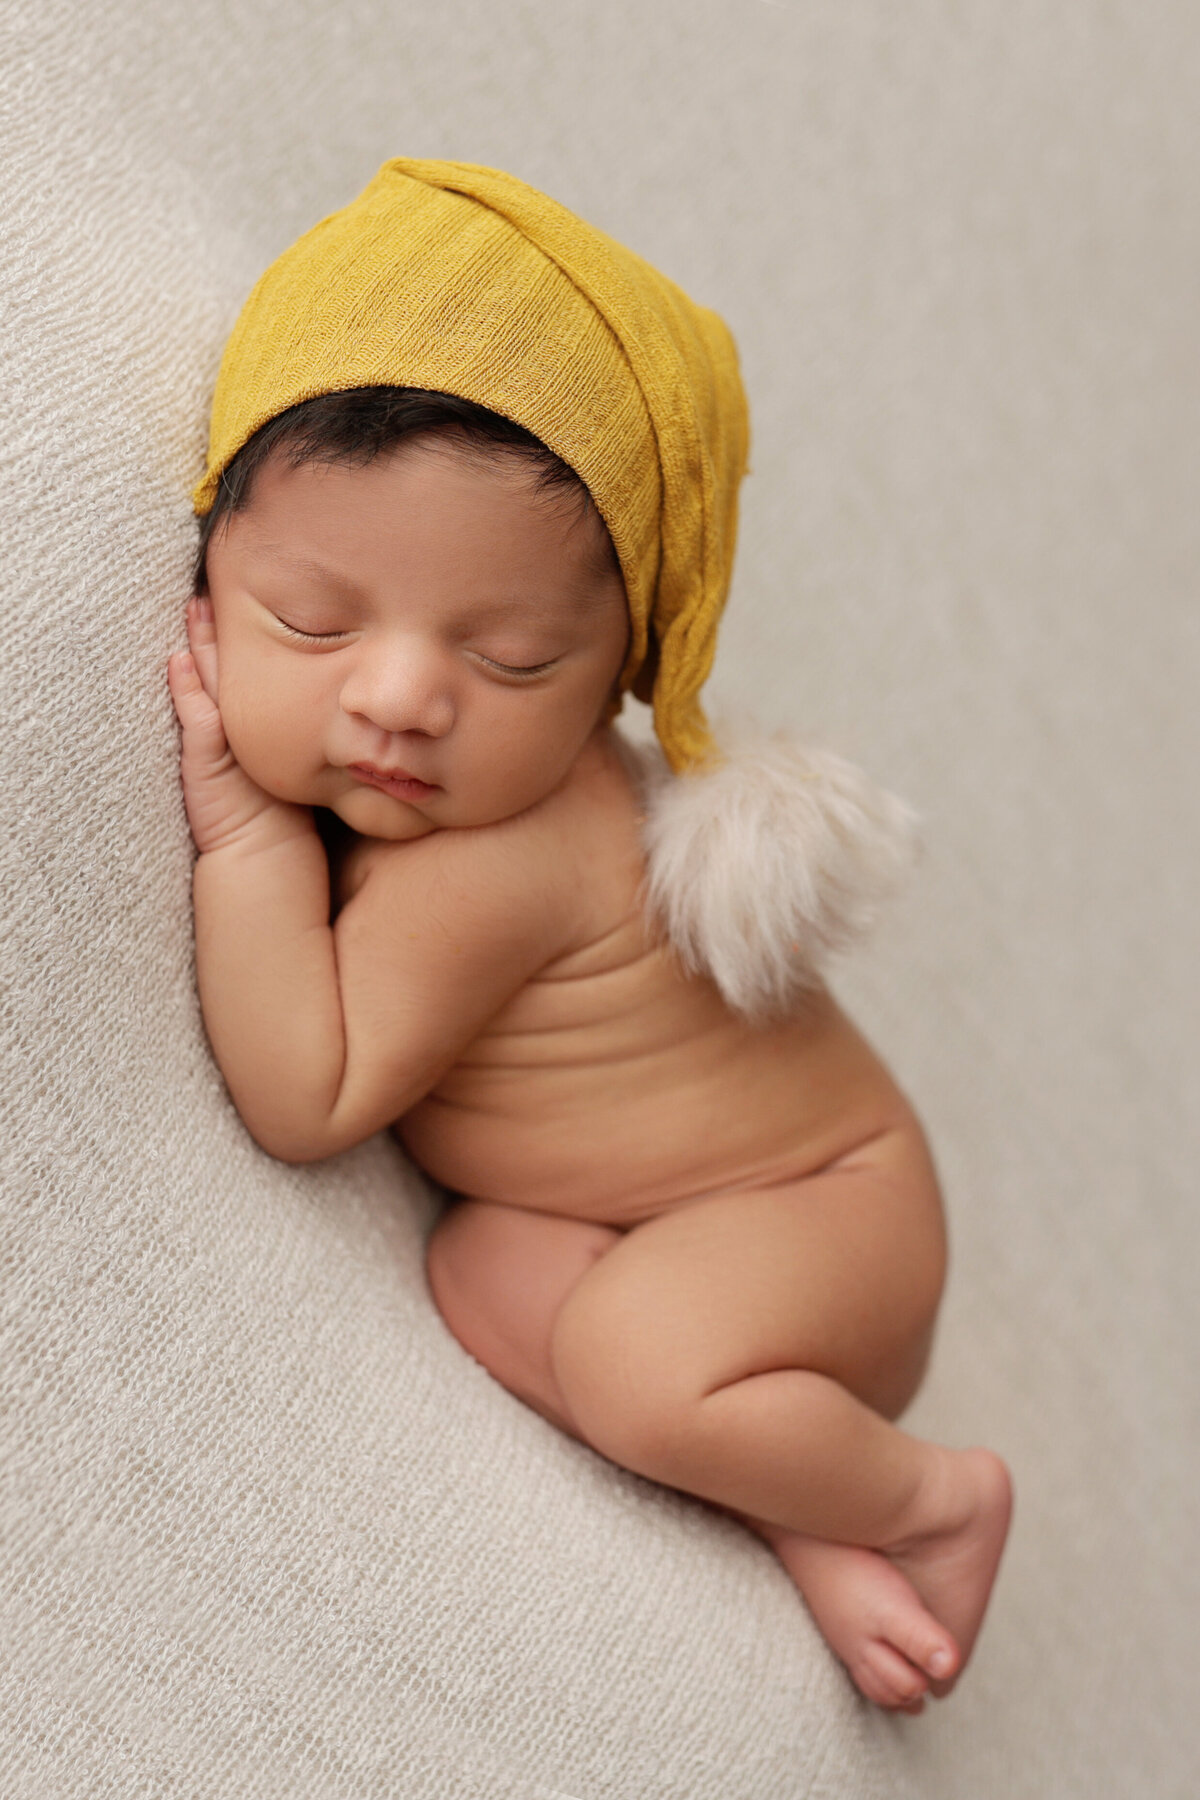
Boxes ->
[193,159,749,772]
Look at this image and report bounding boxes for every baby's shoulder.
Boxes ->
[475,725,647,931]
[534,725,647,851]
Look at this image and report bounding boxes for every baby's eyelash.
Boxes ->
[477,654,560,678]
[276,618,347,642]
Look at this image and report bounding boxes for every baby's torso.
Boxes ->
[332,731,912,1229]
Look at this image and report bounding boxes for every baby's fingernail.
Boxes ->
[929,1650,953,1677]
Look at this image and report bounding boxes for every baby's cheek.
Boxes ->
[221,674,310,793]
[216,678,264,759]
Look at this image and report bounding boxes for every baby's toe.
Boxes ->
[884,1607,960,1696]
[849,1641,929,1711]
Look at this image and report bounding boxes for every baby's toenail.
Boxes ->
[929,1649,953,1676]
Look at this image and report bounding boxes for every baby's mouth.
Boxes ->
[348,763,441,802]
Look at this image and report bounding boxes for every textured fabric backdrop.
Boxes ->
[2,2,1197,1796]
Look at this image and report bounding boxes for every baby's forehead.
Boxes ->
[220,452,622,618]
[243,439,618,588]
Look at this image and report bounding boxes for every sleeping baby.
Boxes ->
[168,158,1011,1715]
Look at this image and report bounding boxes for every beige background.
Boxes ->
[2,1,1197,1794]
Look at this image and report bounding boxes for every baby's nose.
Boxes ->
[338,643,455,738]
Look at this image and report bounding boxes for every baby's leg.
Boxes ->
[539,1143,1010,1708]
[426,1193,623,1440]
[425,1158,1011,1711]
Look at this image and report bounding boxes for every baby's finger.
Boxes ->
[167,649,227,756]
[186,595,220,701]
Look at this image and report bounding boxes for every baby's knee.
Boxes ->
[426,1199,621,1432]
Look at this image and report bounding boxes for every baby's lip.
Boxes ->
[348,763,441,796]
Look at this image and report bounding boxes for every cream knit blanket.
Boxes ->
[6,3,1199,1796]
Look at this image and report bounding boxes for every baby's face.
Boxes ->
[203,441,630,839]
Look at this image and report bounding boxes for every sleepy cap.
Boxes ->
[193,159,750,772]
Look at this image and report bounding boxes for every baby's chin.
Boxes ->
[328,785,443,842]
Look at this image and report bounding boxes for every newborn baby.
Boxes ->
[169,159,1012,1715]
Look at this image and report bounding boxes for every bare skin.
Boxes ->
[168,439,1012,1712]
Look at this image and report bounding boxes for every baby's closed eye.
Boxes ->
[275,617,350,642]
[472,650,561,678]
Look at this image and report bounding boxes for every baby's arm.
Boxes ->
[168,599,574,1162]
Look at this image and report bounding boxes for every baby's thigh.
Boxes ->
[551,1128,947,1434]
[425,1198,623,1436]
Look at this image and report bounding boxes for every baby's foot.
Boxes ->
[749,1448,1013,1710]
[767,1533,957,1711]
[884,1446,1013,1698]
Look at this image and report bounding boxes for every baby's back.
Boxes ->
[387,731,914,1227]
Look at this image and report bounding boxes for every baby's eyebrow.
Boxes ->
[241,544,367,598]
[450,594,566,628]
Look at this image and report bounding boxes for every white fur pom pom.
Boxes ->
[634,732,920,1023]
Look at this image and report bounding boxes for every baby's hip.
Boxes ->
[429,1118,945,1419]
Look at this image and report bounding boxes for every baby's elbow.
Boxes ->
[236,1073,424,1164]
[242,1113,350,1165]
[250,1106,403,1165]
[264,1135,333,1166]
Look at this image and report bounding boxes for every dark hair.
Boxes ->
[193,386,613,593]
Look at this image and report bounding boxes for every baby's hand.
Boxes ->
[167,597,308,855]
